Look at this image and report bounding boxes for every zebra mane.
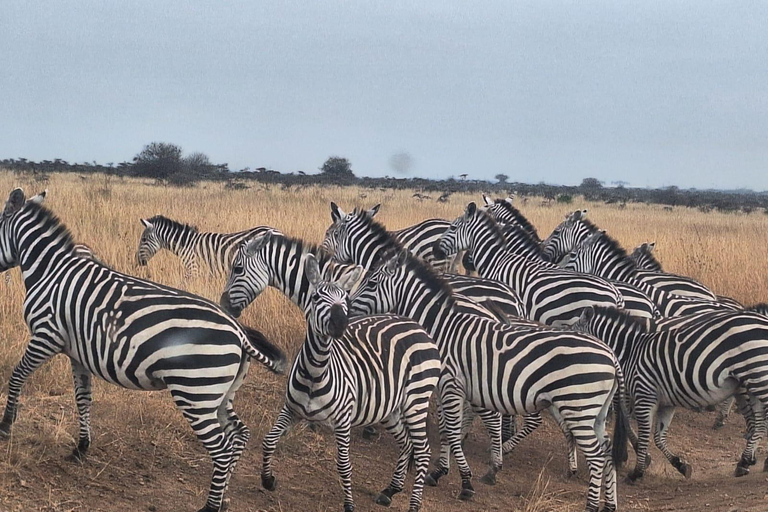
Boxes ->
[591,305,649,332]
[351,207,407,263]
[379,247,456,306]
[475,208,510,248]
[746,303,768,316]
[146,215,199,233]
[573,217,601,234]
[265,231,334,268]
[22,201,76,253]
[491,199,541,242]
[500,222,544,257]
[585,231,638,271]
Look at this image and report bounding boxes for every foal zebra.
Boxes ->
[575,306,768,480]
[136,214,273,278]
[542,210,717,300]
[0,189,287,512]
[349,249,625,512]
[220,238,441,512]
[437,202,625,326]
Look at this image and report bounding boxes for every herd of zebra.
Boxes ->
[1,187,767,512]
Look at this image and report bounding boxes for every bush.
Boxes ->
[556,194,573,204]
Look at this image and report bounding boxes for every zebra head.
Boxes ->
[322,201,381,263]
[573,305,647,361]
[219,231,276,317]
[541,209,589,265]
[436,202,482,259]
[348,249,408,317]
[629,242,661,271]
[136,219,161,266]
[0,188,50,272]
[563,229,607,274]
[305,253,360,339]
[480,195,516,223]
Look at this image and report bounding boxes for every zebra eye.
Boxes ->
[232,265,244,274]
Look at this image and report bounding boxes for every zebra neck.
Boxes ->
[17,222,75,289]
[467,229,506,274]
[164,227,201,259]
[269,251,325,311]
[592,256,636,282]
[296,328,333,383]
[600,323,646,369]
[392,278,451,340]
[347,230,385,268]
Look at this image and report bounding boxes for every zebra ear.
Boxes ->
[504,195,514,204]
[581,306,596,322]
[367,204,381,218]
[304,253,322,286]
[244,232,271,257]
[140,218,153,229]
[482,194,493,205]
[29,189,48,204]
[575,209,587,220]
[330,202,347,223]
[645,242,656,252]
[465,202,477,217]
[336,265,363,292]
[4,188,26,217]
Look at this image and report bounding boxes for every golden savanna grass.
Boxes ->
[0,170,766,511]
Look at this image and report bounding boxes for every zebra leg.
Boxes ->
[501,412,542,455]
[404,401,431,512]
[170,387,233,512]
[333,420,356,512]
[0,336,63,437]
[501,415,517,444]
[219,358,251,473]
[425,399,451,486]
[736,392,764,476]
[430,386,474,499]
[548,407,579,477]
[561,414,610,512]
[262,405,295,492]
[477,409,503,485]
[652,406,690,478]
[713,396,736,430]
[69,359,93,460]
[627,398,655,483]
[375,415,411,507]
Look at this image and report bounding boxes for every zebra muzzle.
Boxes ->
[328,304,348,338]
[220,293,242,318]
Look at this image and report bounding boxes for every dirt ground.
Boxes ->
[1,374,767,512]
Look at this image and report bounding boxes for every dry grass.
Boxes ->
[0,170,766,511]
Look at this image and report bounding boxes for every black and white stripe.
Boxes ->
[564,230,738,317]
[136,214,273,278]
[0,188,287,512]
[438,202,625,326]
[220,237,441,512]
[349,249,625,512]
[575,306,768,481]
[542,211,717,300]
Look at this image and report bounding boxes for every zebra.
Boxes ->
[220,242,442,512]
[437,202,625,327]
[136,214,274,278]
[630,241,744,309]
[563,230,739,317]
[324,202,527,322]
[464,208,659,320]
[574,305,768,481]
[0,188,287,512]
[480,195,544,244]
[542,210,718,300]
[348,248,626,512]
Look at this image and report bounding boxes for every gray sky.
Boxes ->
[2,1,767,190]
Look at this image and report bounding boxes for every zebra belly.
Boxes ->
[655,376,739,409]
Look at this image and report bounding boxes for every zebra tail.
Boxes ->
[481,300,512,325]
[240,324,288,375]
[612,366,630,469]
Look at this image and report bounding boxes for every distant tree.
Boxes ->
[320,156,355,181]
[389,152,413,175]
[133,142,184,182]
[580,177,603,189]
[495,173,509,184]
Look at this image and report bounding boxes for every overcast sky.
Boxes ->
[2,2,767,190]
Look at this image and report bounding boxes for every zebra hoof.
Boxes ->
[763,458,768,472]
[566,468,578,479]
[261,473,277,491]
[735,465,750,477]
[479,472,496,486]
[458,486,475,500]
[362,426,378,441]
[196,505,219,512]
[0,422,11,438]
[712,420,725,430]
[425,469,446,487]
[375,487,400,507]
[679,463,692,479]
[344,505,354,512]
